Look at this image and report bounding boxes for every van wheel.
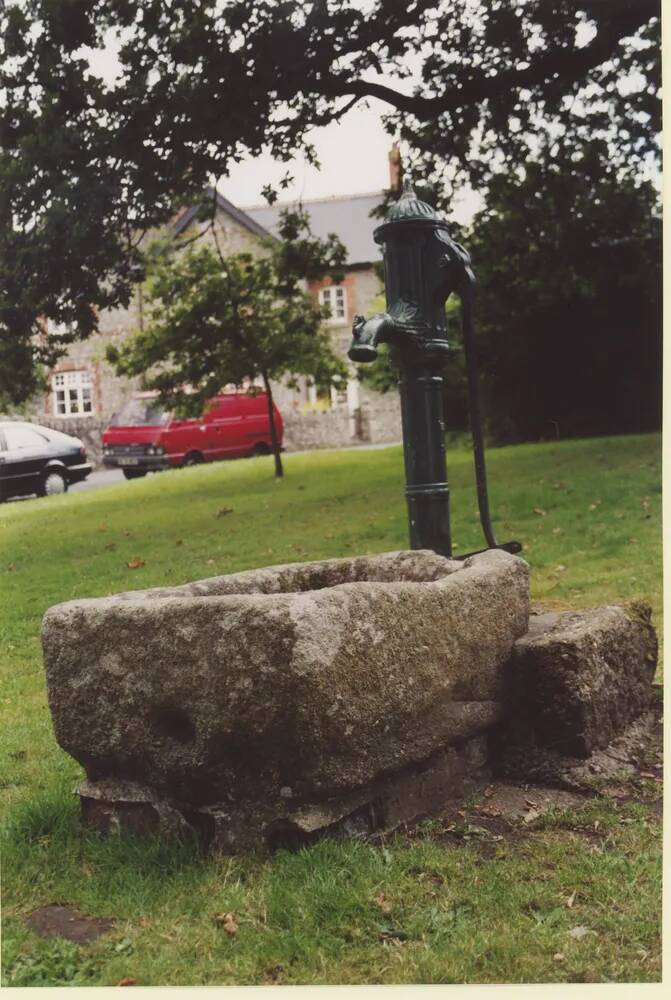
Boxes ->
[123,469,147,480]
[250,443,271,457]
[183,451,203,467]
[40,470,68,496]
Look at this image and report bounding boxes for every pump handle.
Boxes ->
[456,265,522,558]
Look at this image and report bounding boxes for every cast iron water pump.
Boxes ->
[349,178,520,560]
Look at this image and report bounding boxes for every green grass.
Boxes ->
[0,434,662,985]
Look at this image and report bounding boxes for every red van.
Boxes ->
[102,391,283,479]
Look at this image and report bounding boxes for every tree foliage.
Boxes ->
[0,0,660,402]
[106,210,347,477]
[468,148,661,443]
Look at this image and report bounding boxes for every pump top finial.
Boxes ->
[384,177,442,225]
[401,175,415,197]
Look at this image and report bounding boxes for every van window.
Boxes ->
[110,399,170,427]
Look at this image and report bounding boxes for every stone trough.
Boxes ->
[42,549,529,849]
[41,548,657,851]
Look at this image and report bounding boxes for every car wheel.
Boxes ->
[123,469,147,480]
[41,470,68,497]
[250,443,271,457]
[182,451,203,467]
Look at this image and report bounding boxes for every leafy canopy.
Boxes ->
[0,0,660,402]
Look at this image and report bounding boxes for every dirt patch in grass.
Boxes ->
[24,905,114,944]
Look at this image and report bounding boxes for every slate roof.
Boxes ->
[244,191,384,266]
[172,187,270,240]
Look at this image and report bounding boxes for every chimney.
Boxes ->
[388,143,402,194]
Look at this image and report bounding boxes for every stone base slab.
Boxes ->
[78,734,490,853]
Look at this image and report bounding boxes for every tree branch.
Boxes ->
[328,0,658,121]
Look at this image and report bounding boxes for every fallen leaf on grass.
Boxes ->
[213,912,238,936]
[565,890,577,909]
[374,892,392,913]
[523,808,540,825]
[215,507,234,518]
[603,786,628,799]
[117,978,136,987]
[126,558,145,570]
[568,925,596,941]
[476,803,502,818]
[138,916,151,928]
[97,522,108,532]
[533,508,547,517]
[553,952,565,962]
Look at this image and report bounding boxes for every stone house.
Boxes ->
[30,168,402,464]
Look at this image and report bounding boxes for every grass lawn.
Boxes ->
[0,433,662,986]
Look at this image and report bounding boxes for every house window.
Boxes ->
[319,285,347,323]
[52,370,93,417]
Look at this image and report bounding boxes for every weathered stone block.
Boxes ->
[42,548,529,825]
[503,603,657,758]
[77,733,491,852]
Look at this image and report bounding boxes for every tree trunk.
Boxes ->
[261,371,283,478]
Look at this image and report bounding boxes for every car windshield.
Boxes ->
[109,399,170,427]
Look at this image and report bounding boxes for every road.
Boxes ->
[70,468,126,492]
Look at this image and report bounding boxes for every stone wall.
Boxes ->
[282,391,402,453]
[358,388,403,444]
[282,406,355,452]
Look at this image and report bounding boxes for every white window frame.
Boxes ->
[52,370,94,417]
[319,285,347,324]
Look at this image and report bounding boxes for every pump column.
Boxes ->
[399,363,451,557]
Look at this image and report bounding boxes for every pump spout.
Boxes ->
[348,312,395,362]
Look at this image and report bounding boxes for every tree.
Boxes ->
[106,209,347,478]
[0,1,660,401]
[467,146,661,442]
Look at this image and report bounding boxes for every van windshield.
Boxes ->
[109,399,170,427]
